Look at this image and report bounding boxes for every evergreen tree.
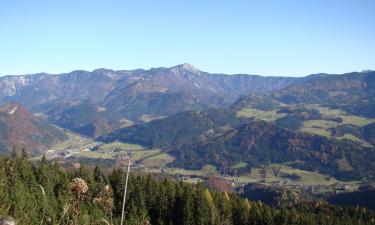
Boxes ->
[0,154,374,225]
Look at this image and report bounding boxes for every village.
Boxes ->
[44,138,367,199]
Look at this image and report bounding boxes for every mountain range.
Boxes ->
[0,64,374,182]
[0,64,305,136]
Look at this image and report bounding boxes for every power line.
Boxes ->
[120,155,131,225]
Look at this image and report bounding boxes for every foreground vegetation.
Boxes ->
[1,152,375,225]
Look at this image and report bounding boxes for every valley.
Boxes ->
[1,66,375,212]
[2,2,375,224]
[42,133,364,201]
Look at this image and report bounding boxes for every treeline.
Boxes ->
[0,152,375,225]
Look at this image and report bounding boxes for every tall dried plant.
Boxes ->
[38,185,46,225]
[70,178,88,225]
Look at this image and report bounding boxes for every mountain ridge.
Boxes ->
[0,64,306,136]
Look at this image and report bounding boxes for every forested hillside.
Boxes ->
[171,119,375,180]
[100,109,375,181]
[0,102,68,154]
[237,71,375,118]
[1,153,375,225]
[98,109,246,148]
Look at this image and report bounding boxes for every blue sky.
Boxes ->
[0,0,374,76]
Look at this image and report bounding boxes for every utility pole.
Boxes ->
[120,156,131,225]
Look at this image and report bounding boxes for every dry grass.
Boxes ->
[336,157,353,172]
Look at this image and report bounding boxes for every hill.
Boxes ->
[170,119,375,180]
[0,102,68,155]
[40,102,119,135]
[73,118,114,138]
[99,109,375,181]
[98,109,247,148]
[235,71,375,118]
[232,72,375,148]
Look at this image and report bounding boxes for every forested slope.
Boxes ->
[1,153,374,225]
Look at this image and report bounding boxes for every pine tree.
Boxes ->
[181,185,195,225]
[0,154,375,225]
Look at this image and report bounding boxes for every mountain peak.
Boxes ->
[172,63,200,73]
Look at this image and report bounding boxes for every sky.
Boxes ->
[0,0,374,77]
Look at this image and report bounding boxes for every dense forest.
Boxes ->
[1,152,375,225]
[99,106,375,181]
[98,109,246,149]
[171,119,375,180]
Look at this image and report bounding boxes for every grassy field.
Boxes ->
[300,120,336,137]
[107,149,154,160]
[142,152,175,168]
[340,115,375,126]
[73,151,113,159]
[237,104,375,148]
[100,142,156,160]
[166,164,219,176]
[305,105,343,117]
[158,161,342,185]
[300,127,332,137]
[306,105,375,126]
[231,163,338,185]
[164,162,342,186]
[337,134,373,148]
[100,141,144,151]
[232,162,248,169]
[129,150,158,161]
[99,141,175,168]
[52,131,92,150]
[236,108,287,121]
[69,142,174,169]
[298,105,375,145]
[181,177,204,184]
[29,131,92,161]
